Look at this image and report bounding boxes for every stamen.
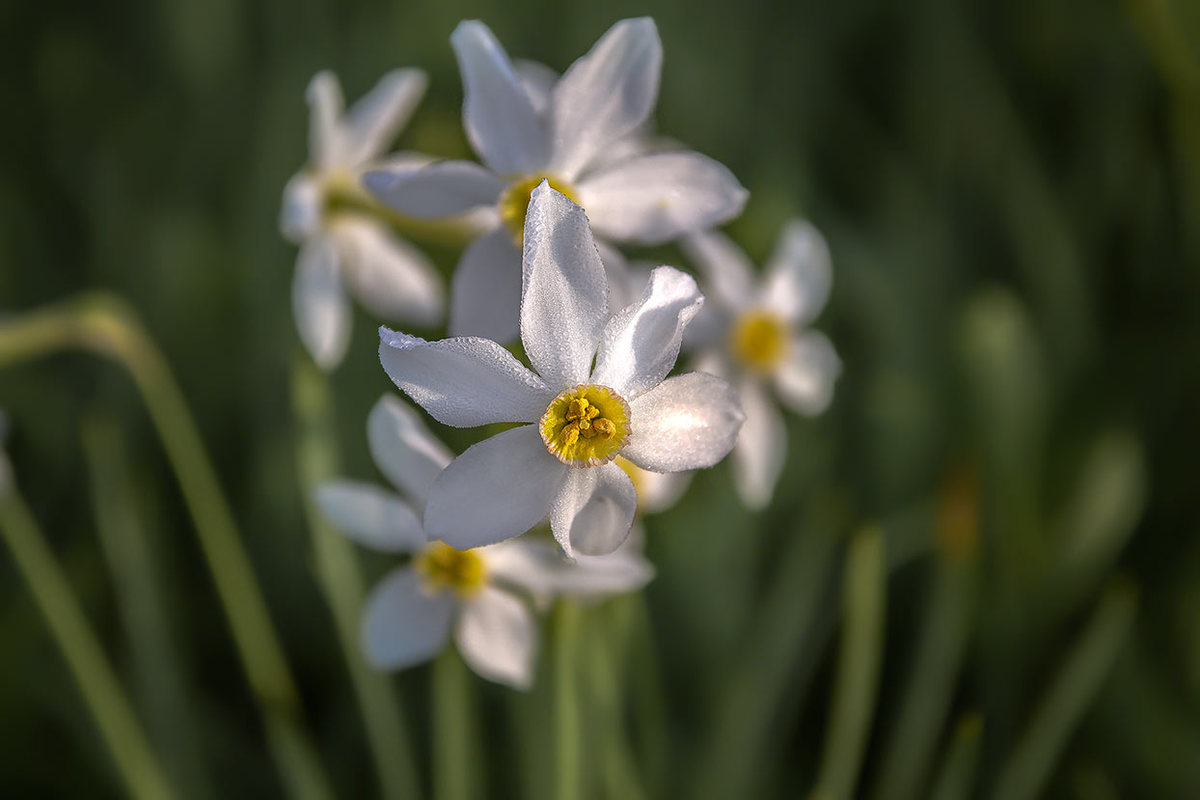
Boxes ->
[540,385,631,466]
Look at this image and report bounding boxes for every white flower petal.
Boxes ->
[279,173,322,244]
[622,372,744,473]
[341,68,428,165]
[680,229,757,311]
[485,538,653,599]
[760,219,832,325]
[591,266,703,398]
[306,71,344,169]
[520,183,609,388]
[379,328,553,427]
[367,395,453,506]
[361,568,455,670]
[731,378,786,510]
[449,229,524,342]
[332,217,443,326]
[455,586,537,689]
[549,463,637,557]
[775,331,841,416]
[294,236,351,370]
[451,21,548,175]
[578,151,748,245]
[363,160,504,218]
[514,59,558,116]
[314,480,426,553]
[549,17,662,178]
[424,426,567,549]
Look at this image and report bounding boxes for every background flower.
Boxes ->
[684,220,841,508]
[317,394,652,688]
[364,18,747,342]
[282,69,444,369]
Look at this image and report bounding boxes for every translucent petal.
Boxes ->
[361,568,455,670]
[314,480,426,553]
[379,328,553,427]
[367,395,453,506]
[456,586,537,689]
[622,372,744,472]
[549,462,637,557]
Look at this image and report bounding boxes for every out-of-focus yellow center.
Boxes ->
[498,174,580,244]
[615,457,644,501]
[540,385,630,466]
[414,542,487,597]
[730,310,787,372]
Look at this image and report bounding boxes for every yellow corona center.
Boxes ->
[414,542,487,597]
[539,385,631,466]
[730,310,788,372]
[498,174,580,243]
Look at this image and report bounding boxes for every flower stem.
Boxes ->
[433,648,480,800]
[291,354,422,800]
[811,527,887,800]
[81,414,215,797]
[0,485,177,800]
[870,546,977,800]
[929,714,984,800]
[554,601,583,800]
[0,294,332,800]
[991,580,1137,800]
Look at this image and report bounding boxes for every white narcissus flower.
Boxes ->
[682,221,842,509]
[281,70,444,371]
[364,18,748,343]
[379,184,744,556]
[316,394,653,689]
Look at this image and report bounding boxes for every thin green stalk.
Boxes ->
[811,527,887,800]
[871,553,977,800]
[292,355,421,800]
[555,601,583,800]
[991,581,1137,800]
[0,486,177,800]
[433,648,480,800]
[689,501,843,800]
[0,294,332,800]
[929,714,984,800]
[586,604,646,800]
[627,596,669,795]
[81,415,214,797]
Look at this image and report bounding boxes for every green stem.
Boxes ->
[554,601,583,800]
[870,550,976,800]
[811,527,887,800]
[433,648,479,800]
[689,500,843,800]
[991,581,1137,800]
[291,355,422,800]
[81,415,214,797]
[0,294,332,800]
[0,486,177,800]
[929,714,984,800]
[587,603,646,800]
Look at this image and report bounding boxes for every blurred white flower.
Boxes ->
[683,221,841,509]
[317,394,652,689]
[364,18,748,343]
[379,184,743,556]
[282,70,444,370]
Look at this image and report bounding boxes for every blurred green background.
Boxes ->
[1,0,1198,797]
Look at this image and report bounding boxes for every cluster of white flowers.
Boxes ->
[281,18,840,687]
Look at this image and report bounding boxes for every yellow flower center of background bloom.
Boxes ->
[414,542,487,597]
[540,385,630,466]
[498,174,580,244]
[730,310,788,372]
[615,456,644,502]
